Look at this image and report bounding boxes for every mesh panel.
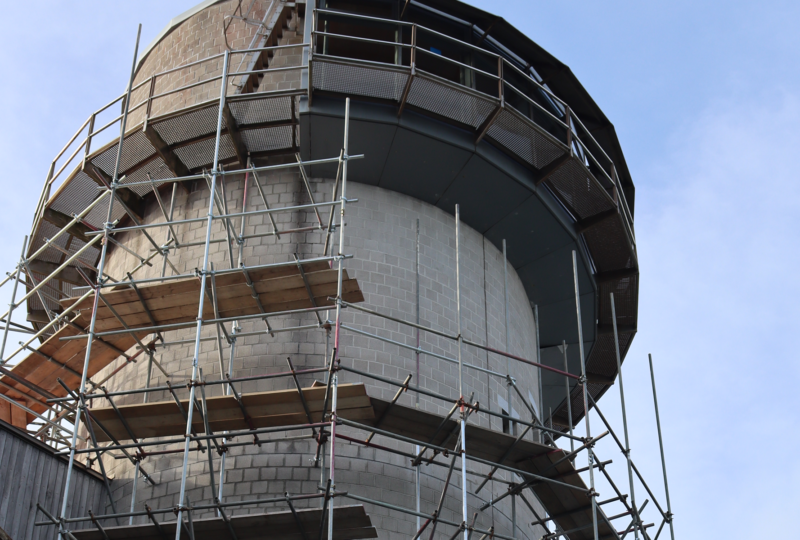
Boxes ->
[152,105,224,146]
[582,214,634,272]
[30,221,70,264]
[118,157,174,197]
[544,159,616,220]
[229,95,293,125]
[313,59,409,101]
[598,274,639,329]
[584,333,631,378]
[173,134,237,170]
[406,74,496,129]
[90,129,155,178]
[551,382,614,430]
[241,126,295,153]
[83,199,128,232]
[50,171,103,223]
[488,108,565,169]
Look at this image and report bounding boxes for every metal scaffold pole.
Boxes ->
[572,250,598,540]
[415,217,421,532]
[562,340,574,453]
[649,353,675,540]
[610,292,639,539]
[502,239,516,538]
[56,24,142,540]
[328,373,338,540]
[3,13,673,538]
[174,48,230,540]
[329,96,351,540]
[0,236,28,362]
[455,204,468,540]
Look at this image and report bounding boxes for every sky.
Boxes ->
[1,1,799,537]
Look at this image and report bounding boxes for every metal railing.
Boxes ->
[310,8,636,244]
[30,41,310,241]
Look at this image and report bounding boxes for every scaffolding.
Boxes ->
[0,13,674,540]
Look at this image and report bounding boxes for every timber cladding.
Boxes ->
[0,421,105,540]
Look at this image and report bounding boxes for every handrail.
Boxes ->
[502,80,570,132]
[40,9,633,246]
[313,8,629,219]
[312,30,413,49]
[315,7,414,27]
[415,47,501,81]
[40,41,312,199]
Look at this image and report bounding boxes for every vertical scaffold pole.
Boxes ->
[502,239,515,538]
[328,373,338,540]
[649,353,675,540]
[217,323,238,514]
[174,49,230,540]
[562,340,574,453]
[610,293,639,539]
[572,250,598,540]
[332,97,350,366]
[455,204,468,540]
[129,461,140,525]
[534,304,543,443]
[57,24,142,540]
[329,96,351,540]
[0,236,28,362]
[415,218,421,532]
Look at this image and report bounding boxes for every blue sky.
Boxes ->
[1,1,798,537]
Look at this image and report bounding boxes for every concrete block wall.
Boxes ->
[90,161,546,539]
[126,0,305,127]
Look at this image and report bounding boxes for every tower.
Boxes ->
[0,3,674,540]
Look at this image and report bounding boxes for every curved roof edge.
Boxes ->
[415,0,635,214]
[136,0,226,74]
[136,0,635,212]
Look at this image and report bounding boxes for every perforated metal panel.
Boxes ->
[118,157,174,197]
[83,199,128,233]
[152,105,224,146]
[90,129,156,178]
[313,60,409,102]
[598,274,639,329]
[241,126,295,153]
[49,172,103,227]
[173,134,237,170]
[582,214,634,273]
[488,108,565,169]
[406,73,496,129]
[544,159,616,221]
[229,95,294,125]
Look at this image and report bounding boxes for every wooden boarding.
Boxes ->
[0,397,30,428]
[87,383,374,442]
[70,504,377,540]
[0,261,364,418]
[85,381,617,539]
[359,399,619,540]
[0,320,145,416]
[63,262,364,333]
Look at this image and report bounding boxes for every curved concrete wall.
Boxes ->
[94,163,544,539]
[127,0,305,127]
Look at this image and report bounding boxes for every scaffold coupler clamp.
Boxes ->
[173,503,192,515]
[315,429,329,446]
